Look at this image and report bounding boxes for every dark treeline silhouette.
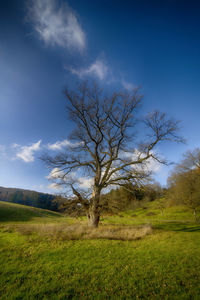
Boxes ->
[0,186,59,211]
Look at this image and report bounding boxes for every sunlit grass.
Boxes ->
[0,200,200,298]
[0,229,199,299]
[0,201,72,224]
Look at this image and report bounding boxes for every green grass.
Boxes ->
[0,201,65,223]
[0,200,200,299]
[101,201,199,226]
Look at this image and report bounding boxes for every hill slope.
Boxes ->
[0,201,62,222]
[0,186,58,211]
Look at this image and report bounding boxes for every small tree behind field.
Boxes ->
[168,170,200,220]
[176,148,200,173]
[168,149,200,220]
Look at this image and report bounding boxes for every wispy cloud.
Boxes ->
[121,80,135,90]
[47,166,93,190]
[47,139,82,150]
[0,145,6,158]
[69,58,108,80]
[14,140,41,163]
[48,183,62,190]
[78,177,93,189]
[46,167,65,180]
[122,150,161,173]
[27,0,86,52]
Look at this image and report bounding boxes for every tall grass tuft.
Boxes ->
[7,223,152,241]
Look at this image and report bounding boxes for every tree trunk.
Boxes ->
[87,187,101,228]
[87,210,100,228]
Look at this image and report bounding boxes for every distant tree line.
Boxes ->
[57,182,163,216]
[0,187,59,211]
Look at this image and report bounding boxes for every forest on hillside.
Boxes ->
[0,187,59,211]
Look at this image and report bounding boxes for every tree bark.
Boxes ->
[87,188,101,228]
[87,210,100,227]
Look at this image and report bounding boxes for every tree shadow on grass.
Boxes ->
[154,222,200,232]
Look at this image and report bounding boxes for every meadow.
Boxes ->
[0,200,200,299]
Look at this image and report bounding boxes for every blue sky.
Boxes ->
[0,0,200,193]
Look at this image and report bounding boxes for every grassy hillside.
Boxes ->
[0,201,63,223]
[0,186,58,211]
[0,200,200,299]
[101,200,200,229]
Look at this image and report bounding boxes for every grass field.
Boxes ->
[0,201,200,299]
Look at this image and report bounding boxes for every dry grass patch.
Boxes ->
[5,223,152,241]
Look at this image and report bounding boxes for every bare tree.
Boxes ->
[168,169,200,220]
[175,148,200,173]
[167,148,200,220]
[42,82,183,227]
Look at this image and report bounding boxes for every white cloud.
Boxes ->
[48,183,62,190]
[27,0,86,52]
[0,145,6,157]
[47,166,93,190]
[145,157,161,173]
[121,150,161,174]
[78,177,93,189]
[15,140,41,163]
[12,143,20,149]
[121,80,135,90]
[70,58,108,80]
[46,167,65,180]
[48,139,82,150]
